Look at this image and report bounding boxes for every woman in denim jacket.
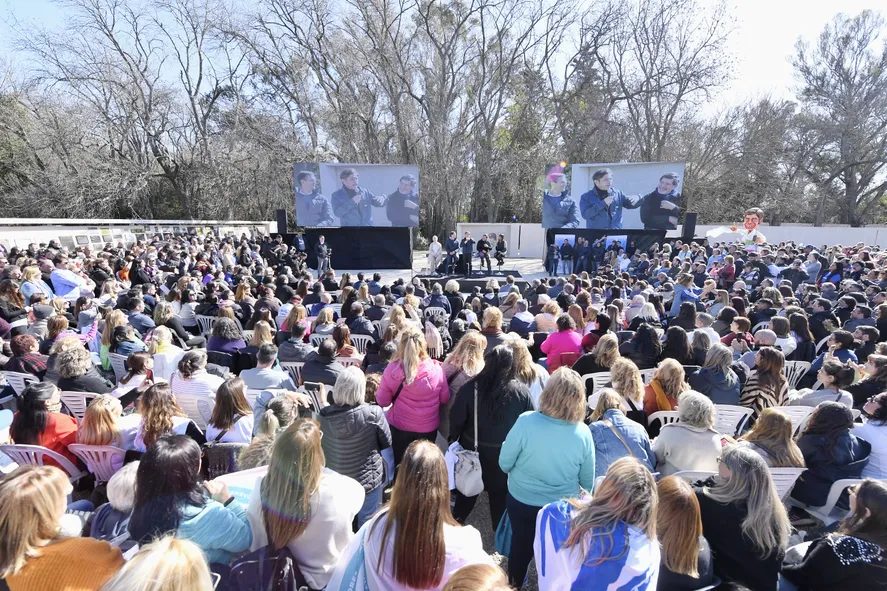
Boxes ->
[588,388,655,478]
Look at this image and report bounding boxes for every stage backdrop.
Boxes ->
[294,163,420,228]
[543,161,686,231]
[302,227,412,270]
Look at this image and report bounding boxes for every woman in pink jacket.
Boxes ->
[376,327,450,466]
[540,314,583,372]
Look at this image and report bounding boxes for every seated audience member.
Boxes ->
[312,306,337,336]
[153,300,206,349]
[480,307,508,353]
[854,392,887,479]
[688,343,741,405]
[56,345,114,394]
[109,324,147,358]
[206,317,246,354]
[301,338,348,387]
[366,341,396,374]
[88,461,139,545]
[110,350,153,402]
[803,329,858,385]
[128,434,252,564]
[333,323,362,359]
[240,343,296,391]
[507,300,535,338]
[278,323,314,362]
[347,302,378,340]
[572,332,621,376]
[326,440,493,590]
[619,323,662,370]
[539,314,583,371]
[788,357,855,408]
[247,419,365,590]
[169,349,224,401]
[442,564,511,591]
[99,536,214,591]
[656,476,715,591]
[4,334,48,378]
[10,382,79,464]
[695,445,790,590]
[792,401,871,509]
[77,394,140,456]
[769,316,797,358]
[147,326,185,382]
[205,377,254,443]
[588,388,655,478]
[239,395,302,468]
[643,357,689,416]
[0,465,124,590]
[534,458,659,590]
[848,354,887,409]
[739,346,788,420]
[133,383,206,451]
[719,316,754,348]
[662,325,694,365]
[239,319,275,361]
[738,408,805,468]
[780,479,887,590]
[652,390,721,476]
[853,325,879,363]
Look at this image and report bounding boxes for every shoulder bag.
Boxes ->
[624,397,648,428]
[602,418,636,459]
[454,384,484,497]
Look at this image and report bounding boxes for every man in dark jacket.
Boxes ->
[558,239,574,275]
[460,232,475,277]
[315,236,331,273]
[347,303,379,341]
[423,283,452,315]
[294,170,335,227]
[278,325,316,362]
[445,232,460,274]
[365,295,389,322]
[301,339,346,386]
[639,172,681,230]
[385,174,420,227]
[809,298,839,342]
[476,234,492,274]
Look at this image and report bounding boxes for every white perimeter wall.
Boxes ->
[456,222,887,259]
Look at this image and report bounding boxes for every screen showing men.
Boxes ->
[541,161,686,230]
[293,163,420,228]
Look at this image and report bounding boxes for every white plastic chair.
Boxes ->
[790,478,863,526]
[768,467,805,500]
[350,334,374,354]
[279,361,304,386]
[338,356,363,368]
[581,372,611,395]
[638,368,657,385]
[329,303,343,317]
[783,361,811,389]
[60,391,96,420]
[648,411,680,430]
[196,315,216,336]
[2,371,38,395]
[174,392,214,429]
[244,389,262,408]
[714,404,754,436]
[371,320,383,335]
[68,444,126,484]
[0,444,87,483]
[108,353,128,383]
[309,333,328,347]
[423,306,447,320]
[242,330,254,344]
[776,405,816,435]
[815,335,831,355]
[672,470,717,483]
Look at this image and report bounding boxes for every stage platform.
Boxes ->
[413,269,530,293]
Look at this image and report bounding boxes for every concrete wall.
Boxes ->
[456,223,546,258]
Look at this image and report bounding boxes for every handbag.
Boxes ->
[228,522,311,591]
[624,397,647,428]
[454,385,484,497]
[494,511,512,555]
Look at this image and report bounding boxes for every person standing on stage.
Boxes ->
[293,232,306,253]
[541,172,580,228]
[476,234,493,274]
[573,237,589,274]
[460,232,476,278]
[386,174,420,227]
[589,238,605,274]
[494,234,508,270]
[331,168,387,226]
[294,170,335,227]
[579,168,642,229]
[445,231,460,274]
[559,239,575,275]
[427,235,443,275]
[639,172,681,230]
[315,235,331,273]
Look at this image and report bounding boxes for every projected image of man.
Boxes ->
[331,168,387,226]
[579,168,641,229]
[639,172,681,230]
[386,174,420,227]
[294,170,334,227]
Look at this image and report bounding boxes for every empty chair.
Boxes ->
[768,466,805,500]
[2,371,38,396]
[0,444,87,483]
[196,315,216,336]
[206,350,237,371]
[714,404,754,436]
[59,391,96,420]
[581,372,612,397]
[815,335,831,355]
[108,353,128,383]
[776,405,816,435]
[349,334,374,355]
[68,444,126,484]
[371,320,383,335]
[789,478,864,526]
[782,361,811,390]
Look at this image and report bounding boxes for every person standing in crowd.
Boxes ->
[460,231,475,278]
[541,171,580,228]
[294,170,335,227]
[331,168,387,226]
[579,168,642,230]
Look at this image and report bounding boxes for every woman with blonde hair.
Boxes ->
[19,265,55,305]
[608,357,646,425]
[566,304,586,333]
[147,326,185,382]
[535,458,659,590]
[312,306,337,335]
[77,394,140,455]
[572,332,621,376]
[99,309,128,371]
[0,466,123,590]
[376,328,449,466]
[643,357,690,416]
[481,306,507,353]
[100,536,213,591]
[326,440,492,591]
[440,331,486,437]
[443,564,511,591]
[281,304,309,334]
[656,476,715,590]
[499,292,520,321]
[739,408,805,467]
[152,300,205,348]
[499,368,596,586]
[695,445,790,590]
[588,388,655,477]
[508,336,549,408]
[247,419,364,591]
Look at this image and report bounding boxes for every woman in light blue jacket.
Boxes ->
[588,388,655,478]
[20,265,55,305]
[669,273,702,317]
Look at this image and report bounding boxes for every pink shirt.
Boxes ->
[540,329,583,371]
[377,358,449,433]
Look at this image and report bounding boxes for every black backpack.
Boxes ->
[228,543,310,591]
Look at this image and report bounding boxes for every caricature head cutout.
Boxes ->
[744,208,764,232]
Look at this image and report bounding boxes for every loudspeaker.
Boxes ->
[275,209,288,235]
[683,212,698,242]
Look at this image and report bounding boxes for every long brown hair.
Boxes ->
[840,479,887,548]
[209,377,253,430]
[657,476,702,578]
[740,408,805,467]
[755,347,786,395]
[138,383,186,448]
[374,440,457,588]
[261,419,324,549]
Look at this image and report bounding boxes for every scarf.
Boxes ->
[650,379,676,412]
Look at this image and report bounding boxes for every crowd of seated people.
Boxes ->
[0,233,885,590]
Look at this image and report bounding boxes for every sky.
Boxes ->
[0,0,884,111]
